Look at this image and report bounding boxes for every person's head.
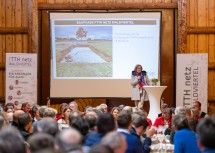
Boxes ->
[70,117,89,137]
[4,106,14,113]
[175,106,186,115]
[193,101,201,111]
[170,107,175,118]
[131,114,149,136]
[62,107,72,119]
[59,103,68,115]
[5,111,13,122]
[117,111,132,130]
[163,108,171,121]
[70,110,83,119]
[132,110,147,118]
[118,105,124,111]
[161,103,168,114]
[122,106,133,114]
[31,105,40,120]
[38,106,48,118]
[197,117,215,150]
[96,105,105,113]
[101,131,127,153]
[69,101,78,111]
[43,108,56,119]
[55,128,82,153]
[185,107,192,119]
[100,104,108,113]
[5,103,14,110]
[134,64,142,73]
[37,117,59,137]
[111,107,120,121]
[191,108,200,118]
[13,110,25,124]
[172,114,189,131]
[85,105,94,114]
[97,113,115,135]
[21,102,31,113]
[18,112,32,131]
[188,117,198,132]
[0,126,26,153]
[85,113,97,130]
[27,133,55,153]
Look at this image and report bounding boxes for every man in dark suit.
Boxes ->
[117,111,143,153]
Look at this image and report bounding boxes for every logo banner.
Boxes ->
[176,53,208,113]
[6,53,37,108]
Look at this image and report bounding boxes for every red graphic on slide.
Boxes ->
[8,96,13,101]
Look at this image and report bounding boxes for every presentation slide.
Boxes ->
[50,12,161,98]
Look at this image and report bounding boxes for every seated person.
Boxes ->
[197,117,215,153]
[158,103,168,117]
[154,108,172,132]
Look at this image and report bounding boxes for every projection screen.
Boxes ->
[50,12,161,98]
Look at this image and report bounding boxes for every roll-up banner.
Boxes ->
[176,53,208,113]
[6,53,37,108]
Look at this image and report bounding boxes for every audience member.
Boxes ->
[55,128,83,153]
[43,108,56,119]
[111,107,120,127]
[101,131,127,153]
[0,126,26,153]
[69,101,79,111]
[56,103,68,121]
[172,114,200,153]
[154,108,172,129]
[122,106,133,114]
[185,107,192,119]
[18,112,33,140]
[21,102,31,113]
[158,103,168,117]
[175,106,186,115]
[117,111,143,153]
[57,107,71,130]
[197,117,215,153]
[84,113,115,147]
[31,105,40,122]
[70,116,89,137]
[100,104,108,113]
[194,101,208,118]
[85,113,98,133]
[191,108,200,121]
[11,110,24,128]
[131,113,155,153]
[37,117,59,137]
[27,133,55,153]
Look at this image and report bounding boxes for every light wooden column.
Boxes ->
[27,0,38,53]
[178,0,187,53]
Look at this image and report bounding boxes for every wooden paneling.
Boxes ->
[186,0,215,114]
[38,2,178,10]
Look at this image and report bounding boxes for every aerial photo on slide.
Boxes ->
[54,26,112,78]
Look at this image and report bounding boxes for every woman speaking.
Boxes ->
[130,64,150,109]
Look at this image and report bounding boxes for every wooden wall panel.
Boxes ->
[208,71,215,100]
[22,0,29,53]
[187,0,215,113]
[15,0,23,53]
[37,0,178,4]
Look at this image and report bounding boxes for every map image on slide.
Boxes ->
[54,26,112,78]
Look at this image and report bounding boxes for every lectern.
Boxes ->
[144,86,167,124]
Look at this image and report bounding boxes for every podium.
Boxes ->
[144,86,167,124]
